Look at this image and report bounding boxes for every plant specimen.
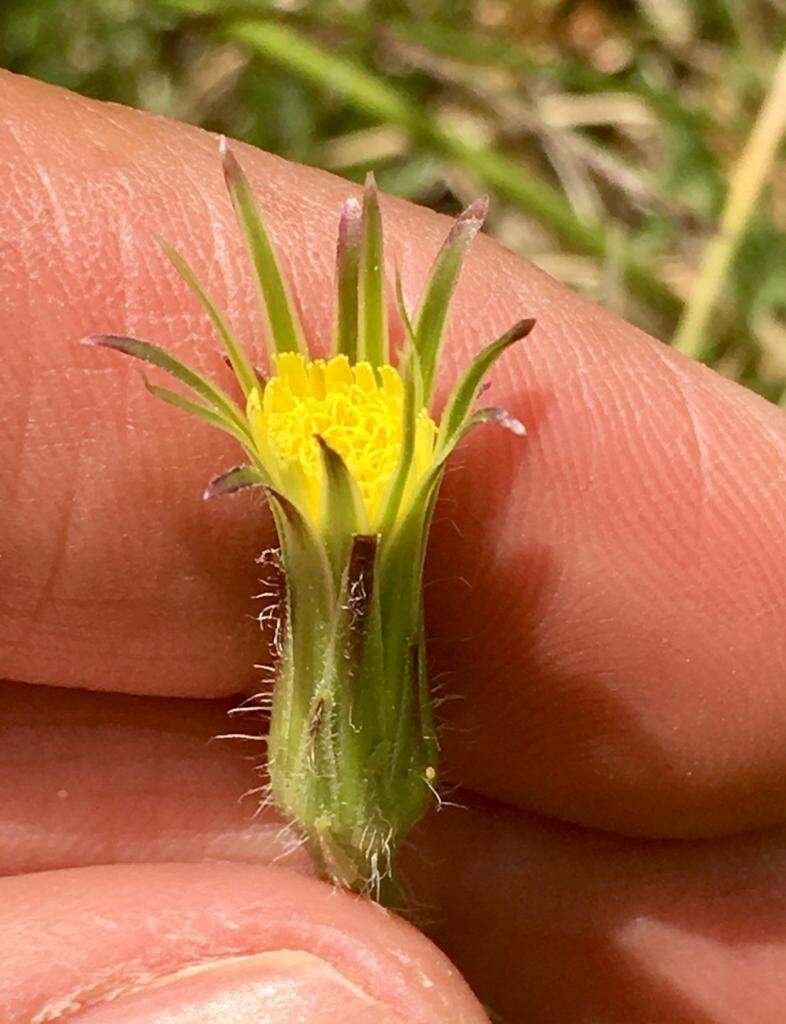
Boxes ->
[83,139,533,903]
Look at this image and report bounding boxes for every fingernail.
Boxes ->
[74,950,404,1023]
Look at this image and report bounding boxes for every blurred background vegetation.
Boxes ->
[3,0,786,402]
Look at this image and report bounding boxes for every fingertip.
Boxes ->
[72,952,411,1024]
[1,864,489,1024]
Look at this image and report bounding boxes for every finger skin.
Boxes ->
[408,803,786,1024]
[6,681,786,1024]
[0,861,488,1024]
[2,71,786,836]
[73,952,409,1023]
[0,681,301,876]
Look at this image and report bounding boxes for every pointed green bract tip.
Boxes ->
[338,196,362,241]
[219,133,237,180]
[475,405,527,436]
[335,197,362,360]
[204,464,265,500]
[219,135,249,198]
[507,317,537,343]
[451,194,490,234]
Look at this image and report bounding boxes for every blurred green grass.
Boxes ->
[4,0,786,401]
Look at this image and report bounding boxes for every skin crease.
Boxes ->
[5,682,786,1023]
[2,70,786,1021]
[72,952,412,1024]
[1,862,483,1024]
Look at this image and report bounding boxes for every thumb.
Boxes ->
[1,862,489,1023]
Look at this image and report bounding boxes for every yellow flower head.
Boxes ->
[247,352,437,528]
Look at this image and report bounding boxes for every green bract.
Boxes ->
[83,139,534,903]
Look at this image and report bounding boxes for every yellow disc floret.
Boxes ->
[246,353,437,527]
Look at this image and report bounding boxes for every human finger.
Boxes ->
[3,72,786,836]
[0,861,486,1023]
[5,680,786,1023]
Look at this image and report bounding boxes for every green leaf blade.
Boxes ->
[378,346,420,534]
[414,196,488,405]
[436,317,535,454]
[316,435,368,574]
[221,137,306,358]
[160,240,259,398]
[140,377,255,453]
[394,265,416,346]
[265,485,335,614]
[82,333,247,430]
[335,197,362,361]
[358,173,388,367]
